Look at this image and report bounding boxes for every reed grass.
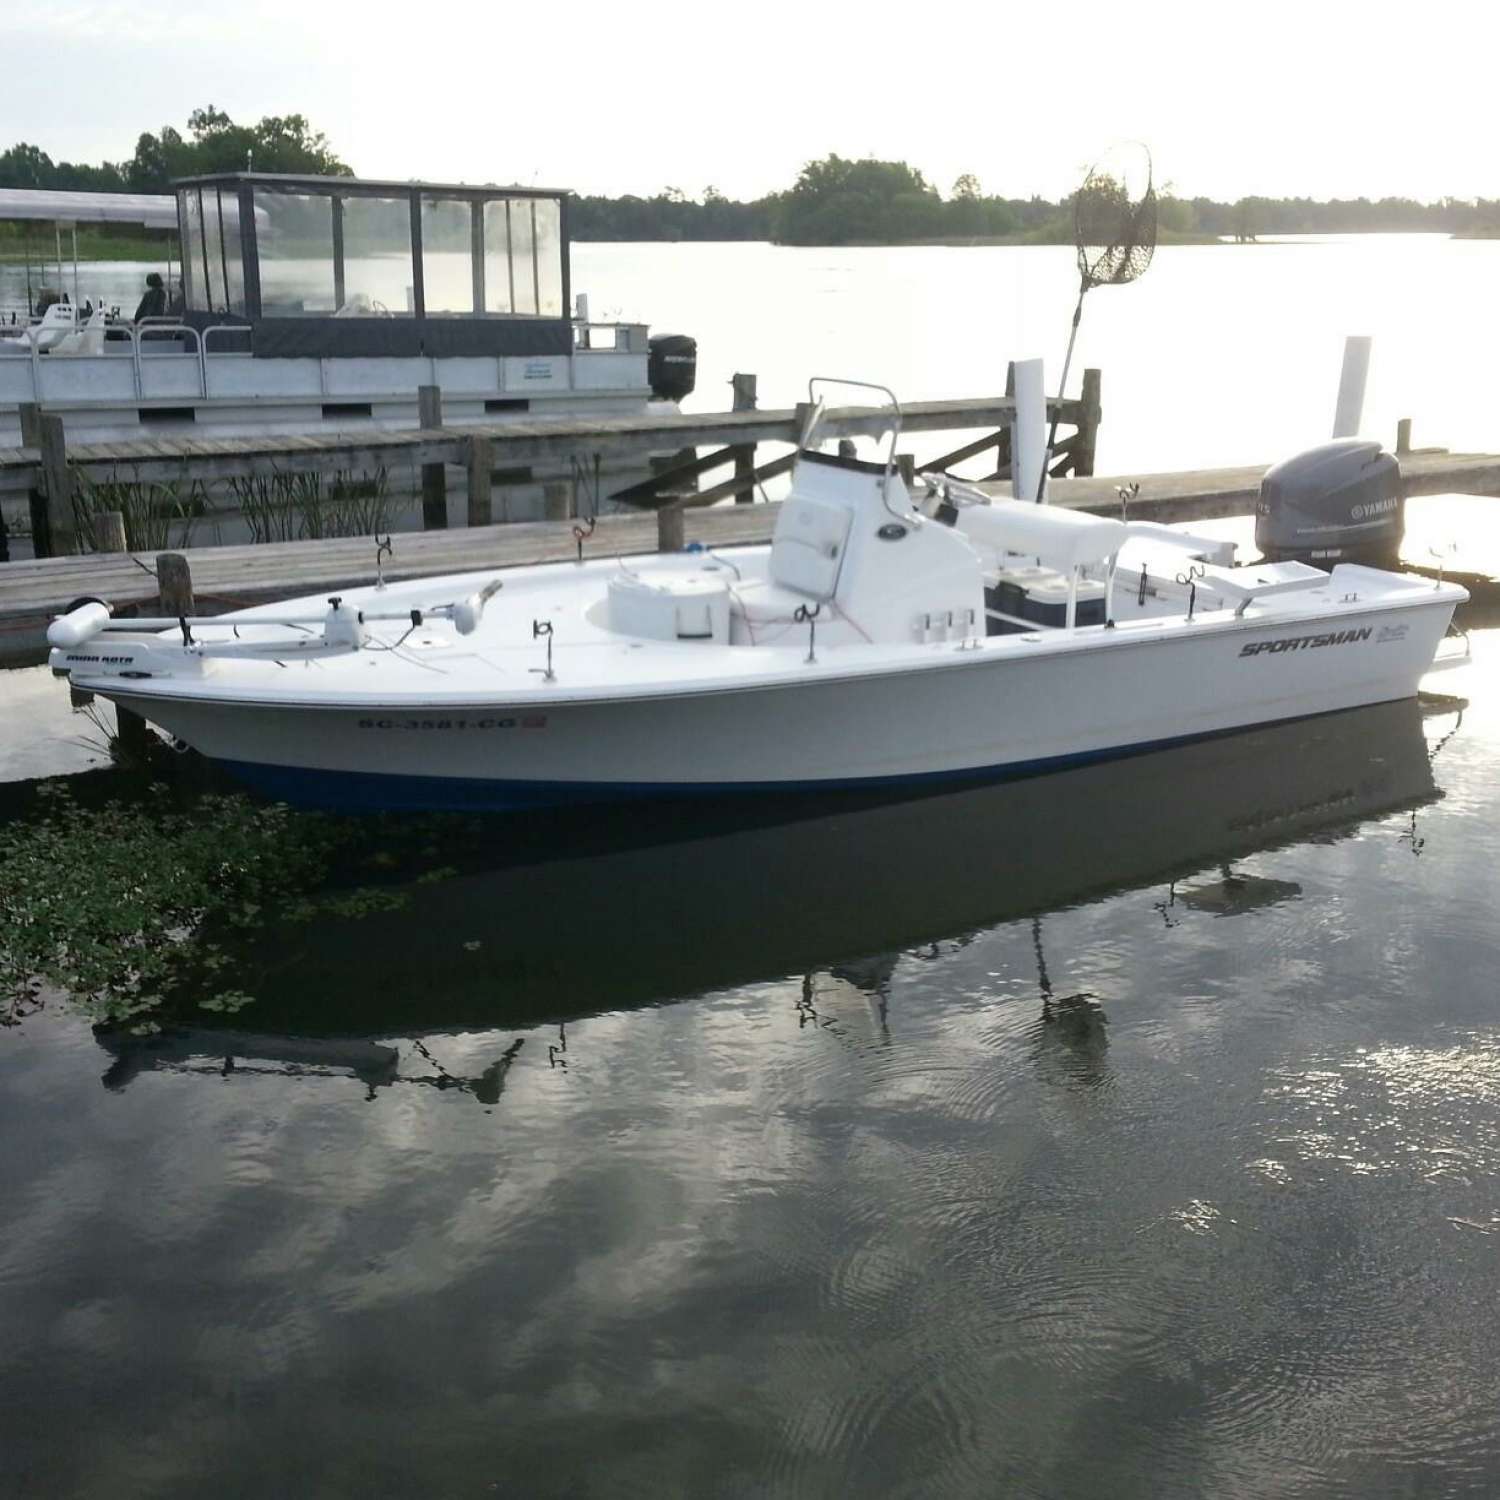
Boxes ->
[227,467,393,543]
[73,470,211,552]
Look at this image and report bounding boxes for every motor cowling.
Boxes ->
[1255,438,1403,569]
[648,333,697,404]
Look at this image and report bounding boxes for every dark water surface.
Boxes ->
[4,634,1500,1497]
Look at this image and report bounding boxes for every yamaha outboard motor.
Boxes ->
[1255,438,1403,569]
[648,333,697,404]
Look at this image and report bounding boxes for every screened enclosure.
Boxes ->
[173,173,571,357]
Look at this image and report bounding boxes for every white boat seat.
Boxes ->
[954,497,1128,572]
[768,495,852,601]
[728,577,847,645]
[730,578,822,624]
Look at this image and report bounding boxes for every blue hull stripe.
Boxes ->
[214,710,1361,811]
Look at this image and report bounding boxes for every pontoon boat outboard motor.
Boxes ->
[1255,438,1403,569]
[648,333,697,404]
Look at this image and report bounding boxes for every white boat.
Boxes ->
[47,383,1469,812]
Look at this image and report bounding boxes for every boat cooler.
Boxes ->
[984,567,1107,634]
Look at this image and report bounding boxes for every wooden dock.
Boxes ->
[4,446,1497,667]
[0,379,1100,559]
[0,394,1088,495]
[1012,448,1500,521]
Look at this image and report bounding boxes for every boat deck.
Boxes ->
[57,541,1461,710]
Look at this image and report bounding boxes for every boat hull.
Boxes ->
[104,593,1461,812]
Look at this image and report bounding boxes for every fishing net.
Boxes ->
[1074,144,1157,288]
[1029,144,1157,499]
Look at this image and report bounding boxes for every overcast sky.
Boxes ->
[7,0,1494,203]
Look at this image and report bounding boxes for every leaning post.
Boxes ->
[731,372,758,503]
[417,385,447,529]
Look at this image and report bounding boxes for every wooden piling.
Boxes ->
[466,435,493,527]
[93,509,128,555]
[657,503,685,552]
[895,454,916,489]
[731,372,757,504]
[992,362,1017,482]
[18,403,48,558]
[39,414,78,557]
[543,481,573,522]
[157,552,195,617]
[96,516,149,755]
[23,405,79,558]
[1397,418,1412,456]
[1075,369,1102,477]
[417,385,447,530]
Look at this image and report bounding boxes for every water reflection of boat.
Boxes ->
[93,696,1444,1096]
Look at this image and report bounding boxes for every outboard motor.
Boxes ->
[1255,438,1403,569]
[647,333,697,404]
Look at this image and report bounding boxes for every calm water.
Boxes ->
[10,233,1500,471]
[5,238,1500,1496]
[8,234,1500,554]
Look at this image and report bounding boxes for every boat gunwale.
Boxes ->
[74,584,1467,716]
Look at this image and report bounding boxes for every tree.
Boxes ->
[774,154,943,244]
[0,143,57,189]
[952,173,981,200]
[113,108,353,193]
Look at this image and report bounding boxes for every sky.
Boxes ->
[5,0,1496,204]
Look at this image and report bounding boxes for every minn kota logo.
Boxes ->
[1238,626,1372,658]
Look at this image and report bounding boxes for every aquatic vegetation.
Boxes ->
[72,470,213,551]
[227,467,393,543]
[0,782,344,1030]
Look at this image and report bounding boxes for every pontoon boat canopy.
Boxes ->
[0,188,177,229]
[170,171,574,359]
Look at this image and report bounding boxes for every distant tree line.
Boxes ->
[759,158,1500,243]
[1163,194,1500,239]
[0,107,349,195]
[523,158,1500,244]
[4,125,1498,244]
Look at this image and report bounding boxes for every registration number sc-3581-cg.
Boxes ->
[357,716,548,731]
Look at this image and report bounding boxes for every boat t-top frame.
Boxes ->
[801,376,907,522]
